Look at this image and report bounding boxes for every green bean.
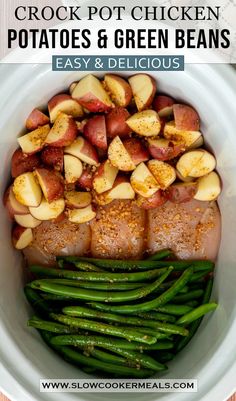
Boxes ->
[172,289,204,303]
[81,347,127,365]
[156,304,194,316]
[74,262,105,272]
[30,264,168,282]
[185,301,199,308]
[41,331,154,378]
[147,249,172,261]
[96,346,166,371]
[28,316,80,334]
[50,314,157,344]
[175,278,214,353]
[41,294,75,301]
[189,270,212,283]
[40,279,144,291]
[57,257,214,272]
[86,267,194,314]
[30,268,173,303]
[62,305,186,335]
[51,334,173,351]
[134,311,176,323]
[24,286,55,316]
[177,303,217,325]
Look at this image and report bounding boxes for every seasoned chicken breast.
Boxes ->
[147,199,221,260]
[90,200,146,259]
[23,218,91,265]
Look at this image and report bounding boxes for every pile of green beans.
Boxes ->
[25,250,218,378]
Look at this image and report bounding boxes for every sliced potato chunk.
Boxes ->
[194,171,221,201]
[147,160,176,190]
[176,149,216,178]
[126,110,161,137]
[13,172,42,207]
[68,205,96,223]
[130,162,159,197]
[29,198,65,220]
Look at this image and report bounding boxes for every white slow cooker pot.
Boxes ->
[0,64,236,401]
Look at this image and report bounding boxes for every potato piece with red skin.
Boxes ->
[93,160,118,194]
[64,155,83,184]
[84,115,107,150]
[123,137,149,165]
[136,190,166,209]
[173,104,200,131]
[65,137,99,166]
[13,172,42,207]
[3,186,29,218]
[72,74,113,113]
[34,168,64,203]
[77,167,94,191]
[104,74,132,107]
[65,191,92,209]
[164,120,202,149]
[166,182,198,203]
[105,175,135,201]
[26,108,50,131]
[18,125,50,155]
[48,94,84,123]
[68,204,96,224]
[106,107,131,138]
[126,110,161,137]
[29,198,65,221]
[11,148,40,178]
[148,159,176,190]
[130,162,160,197]
[108,136,136,171]
[12,225,33,250]
[148,138,183,161]
[153,95,174,117]
[14,214,42,228]
[128,74,156,111]
[45,113,77,147]
[41,147,64,172]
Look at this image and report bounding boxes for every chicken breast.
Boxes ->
[90,200,146,259]
[147,199,221,260]
[23,218,91,266]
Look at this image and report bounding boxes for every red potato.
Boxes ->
[123,137,149,165]
[72,74,113,113]
[77,167,94,190]
[173,104,200,131]
[108,136,136,171]
[45,112,77,147]
[176,149,216,178]
[11,148,40,178]
[84,115,107,150]
[3,186,29,218]
[13,172,42,207]
[130,162,160,197]
[106,107,131,138]
[147,159,176,190]
[176,169,194,183]
[68,204,96,224]
[93,160,118,194]
[164,120,202,149]
[29,198,65,221]
[126,110,161,137]
[26,108,50,131]
[128,74,156,111]
[18,124,50,155]
[136,190,166,209]
[105,175,135,200]
[194,171,221,201]
[41,147,64,172]
[48,94,84,123]
[166,182,198,203]
[14,213,42,228]
[64,155,83,184]
[65,137,99,166]
[35,168,64,203]
[104,74,132,107]
[148,138,183,161]
[153,95,174,117]
[12,225,33,250]
[69,82,77,95]
[65,191,92,209]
